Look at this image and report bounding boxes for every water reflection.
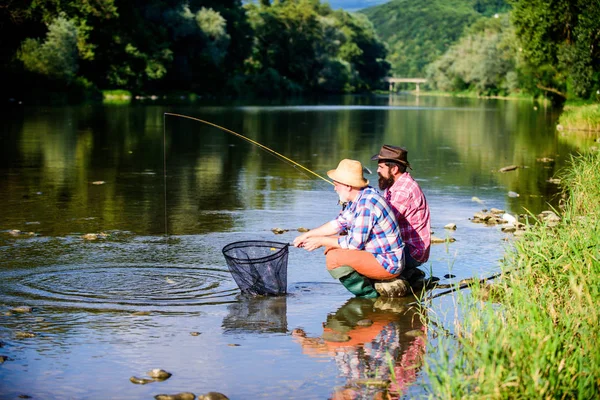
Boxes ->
[292,297,426,399]
[222,294,287,334]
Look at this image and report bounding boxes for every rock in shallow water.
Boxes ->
[15,332,36,338]
[130,376,155,385]
[155,393,196,400]
[147,369,172,380]
[10,306,33,313]
[197,392,230,400]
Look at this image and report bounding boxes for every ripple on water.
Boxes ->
[0,264,239,311]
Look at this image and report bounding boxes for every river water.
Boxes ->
[0,94,588,399]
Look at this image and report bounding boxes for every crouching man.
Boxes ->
[293,159,406,298]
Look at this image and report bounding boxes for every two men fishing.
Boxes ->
[293,145,431,298]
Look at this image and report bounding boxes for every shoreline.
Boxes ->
[421,150,600,397]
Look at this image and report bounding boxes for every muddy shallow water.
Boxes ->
[0,95,588,399]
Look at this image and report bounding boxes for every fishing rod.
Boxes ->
[162,112,334,236]
[164,113,333,185]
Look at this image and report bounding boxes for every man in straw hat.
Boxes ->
[372,145,431,278]
[293,159,407,298]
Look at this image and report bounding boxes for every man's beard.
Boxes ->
[378,174,395,191]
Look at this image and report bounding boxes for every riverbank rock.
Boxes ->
[538,210,561,227]
[490,208,505,214]
[507,191,520,198]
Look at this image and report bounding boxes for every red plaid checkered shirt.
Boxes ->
[384,172,431,263]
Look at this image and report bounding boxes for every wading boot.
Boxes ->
[328,266,379,298]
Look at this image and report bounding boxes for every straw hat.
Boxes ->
[327,159,369,188]
[371,145,411,169]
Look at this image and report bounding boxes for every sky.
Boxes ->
[325,0,390,11]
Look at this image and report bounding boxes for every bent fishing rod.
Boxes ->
[164,112,333,185]
[162,112,334,235]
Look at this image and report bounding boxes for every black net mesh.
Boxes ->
[222,240,289,296]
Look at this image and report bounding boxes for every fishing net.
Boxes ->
[222,240,289,296]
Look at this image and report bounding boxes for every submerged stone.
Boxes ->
[498,165,519,172]
[430,236,456,244]
[271,228,288,234]
[130,376,154,385]
[444,223,457,230]
[0,355,8,363]
[197,392,230,400]
[190,332,201,336]
[155,392,196,400]
[297,227,309,232]
[11,306,33,313]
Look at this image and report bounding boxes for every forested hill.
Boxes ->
[360,0,509,77]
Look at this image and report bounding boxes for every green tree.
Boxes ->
[509,0,600,100]
[18,14,79,82]
[426,14,520,95]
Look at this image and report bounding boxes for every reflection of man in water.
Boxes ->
[292,298,426,399]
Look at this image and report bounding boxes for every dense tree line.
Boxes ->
[1,0,390,102]
[360,0,509,78]
[418,0,599,102]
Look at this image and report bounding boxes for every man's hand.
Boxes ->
[293,231,312,248]
[300,236,323,251]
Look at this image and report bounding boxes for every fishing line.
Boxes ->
[162,112,334,236]
[164,112,333,184]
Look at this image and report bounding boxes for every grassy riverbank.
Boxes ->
[423,151,600,398]
[558,102,600,132]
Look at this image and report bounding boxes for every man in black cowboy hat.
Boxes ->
[372,145,431,275]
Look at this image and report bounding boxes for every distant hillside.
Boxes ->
[361,0,509,77]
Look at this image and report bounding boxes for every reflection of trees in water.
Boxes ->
[293,297,426,399]
[1,98,577,235]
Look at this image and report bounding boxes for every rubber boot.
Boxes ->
[340,272,379,298]
[328,267,379,298]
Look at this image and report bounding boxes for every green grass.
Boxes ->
[102,89,132,104]
[422,151,600,398]
[558,103,600,132]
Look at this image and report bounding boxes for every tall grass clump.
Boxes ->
[422,151,600,398]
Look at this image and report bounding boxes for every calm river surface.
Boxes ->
[0,94,590,399]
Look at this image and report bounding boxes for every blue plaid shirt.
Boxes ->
[333,186,405,274]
